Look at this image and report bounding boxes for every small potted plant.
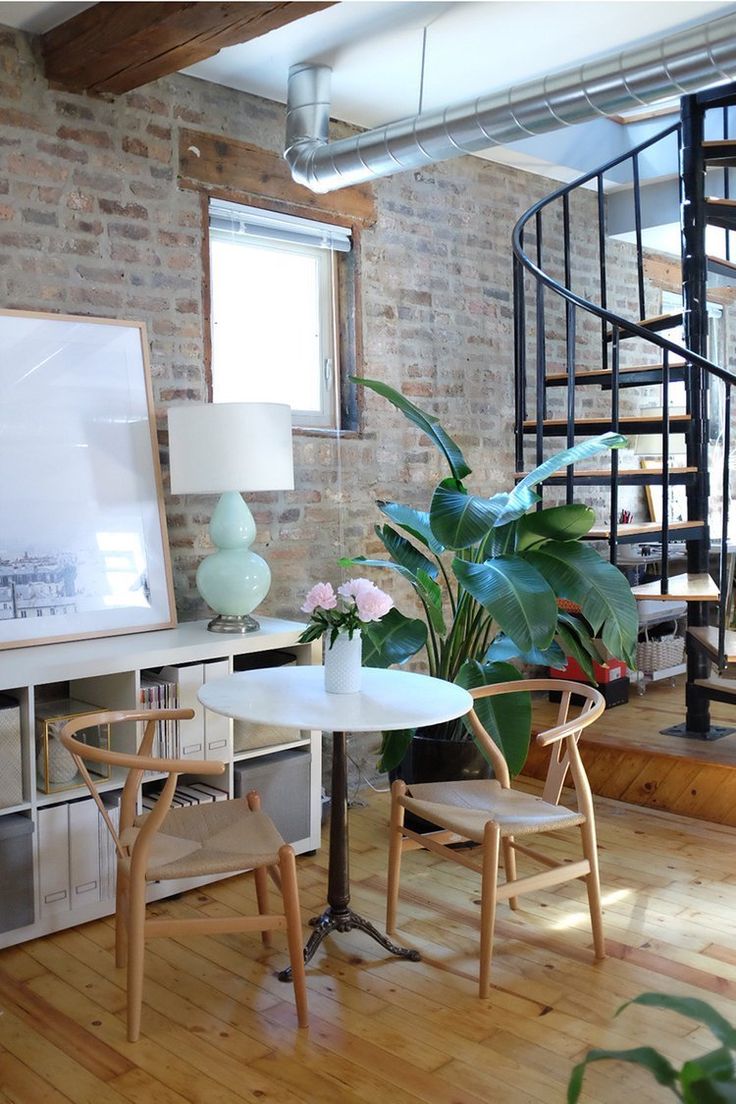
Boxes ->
[569,992,736,1101]
[298,577,393,693]
[341,377,638,779]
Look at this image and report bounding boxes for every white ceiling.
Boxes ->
[2,0,735,183]
[186,1,736,130]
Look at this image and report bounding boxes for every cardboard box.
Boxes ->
[550,656,627,684]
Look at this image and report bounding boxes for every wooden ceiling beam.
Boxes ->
[41,2,335,95]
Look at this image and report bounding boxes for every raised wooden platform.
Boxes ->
[524,676,736,825]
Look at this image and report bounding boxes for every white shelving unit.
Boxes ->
[632,600,688,693]
[0,617,321,949]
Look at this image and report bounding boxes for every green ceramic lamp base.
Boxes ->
[197,491,271,632]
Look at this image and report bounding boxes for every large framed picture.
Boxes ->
[0,309,176,650]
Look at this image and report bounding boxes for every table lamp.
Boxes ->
[167,402,294,633]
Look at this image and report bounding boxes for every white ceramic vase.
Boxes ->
[324,630,362,694]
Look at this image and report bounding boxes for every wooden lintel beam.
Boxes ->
[179,128,377,225]
[42,2,335,95]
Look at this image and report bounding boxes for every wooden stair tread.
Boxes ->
[689,626,736,664]
[707,253,736,275]
[606,310,683,339]
[588,520,703,539]
[522,414,691,428]
[705,199,736,230]
[693,675,736,694]
[545,361,686,384]
[632,573,719,602]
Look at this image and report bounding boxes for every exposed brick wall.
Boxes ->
[0,25,568,636]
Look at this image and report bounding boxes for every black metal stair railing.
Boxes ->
[512,115,736,686]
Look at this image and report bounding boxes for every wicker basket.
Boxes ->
[636,634,685,672]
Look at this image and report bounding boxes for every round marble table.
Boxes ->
[198,665,473,975]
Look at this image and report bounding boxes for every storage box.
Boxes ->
[0,814,34,933]
[550,656,627,684]
[233,747,311,845]
[0,693,23,809]
[549,677,630,709]
[35,698,111,794]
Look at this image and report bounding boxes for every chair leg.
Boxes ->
[246,790,272,946]
[254,864,271,947]
[386,780,407,934]
[126,874,147,1043]
[279,844,308,1029]
[114,864,128,969]
[580,821,606,961]
[479,823,501,999]
[502,837,518,911]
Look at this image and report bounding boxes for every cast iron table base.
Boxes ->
[278,729,420,982]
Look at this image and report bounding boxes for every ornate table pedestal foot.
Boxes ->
[278,905,420,981]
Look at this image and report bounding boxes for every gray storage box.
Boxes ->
[234,748,311,845]
[0,814,35,933]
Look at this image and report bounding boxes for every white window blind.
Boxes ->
[209,198,352,253]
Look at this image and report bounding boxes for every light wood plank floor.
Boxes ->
[2,787,736,1104]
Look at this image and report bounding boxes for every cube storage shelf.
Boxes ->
[0,617,321,949]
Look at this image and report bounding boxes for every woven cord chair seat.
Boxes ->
[403,779,586,841]
[123,799,285,880]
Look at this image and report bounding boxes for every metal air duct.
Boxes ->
[284,11,736,193]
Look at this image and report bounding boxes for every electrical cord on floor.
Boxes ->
[346,747,390,806]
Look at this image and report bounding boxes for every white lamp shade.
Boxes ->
[167,402,294,494]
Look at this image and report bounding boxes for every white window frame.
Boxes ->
[208,198,350,431]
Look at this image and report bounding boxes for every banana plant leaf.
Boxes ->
[377,501,445,556]
[568,1047,678,1103]
[506,432,628,517]
[429,479,510,549]
[374,524,439,579]
[555,622,595,680]
[456,659,531,777]
[339,555,418,585]
[515,504,596,550]
[361,608,427,668]
[485,633,567,669]
[352,376,471,481]
[416,569,446,635]
[453,555,558,652]
[524,541,638,667]
[376,729,414,774]
[619,995,736,1049]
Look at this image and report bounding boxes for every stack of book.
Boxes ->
[139,670,179,757]
[140,782,228,811]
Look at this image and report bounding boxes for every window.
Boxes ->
[208,198,353,430]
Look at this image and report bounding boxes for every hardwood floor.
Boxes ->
[2,780,736,1103]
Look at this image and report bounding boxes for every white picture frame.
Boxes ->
[0,308,176,650]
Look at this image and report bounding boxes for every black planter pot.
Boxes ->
[389,724,491,833]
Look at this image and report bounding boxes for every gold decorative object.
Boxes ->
[36,699,111,794]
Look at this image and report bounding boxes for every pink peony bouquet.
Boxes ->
[298,577,393,647]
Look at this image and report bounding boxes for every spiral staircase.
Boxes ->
[513,81,736,741]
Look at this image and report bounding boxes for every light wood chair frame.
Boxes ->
[386,679,607,996]
[60,708,308,1040]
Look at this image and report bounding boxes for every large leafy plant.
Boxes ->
[346,378,638,774]
[569,993,736,1102]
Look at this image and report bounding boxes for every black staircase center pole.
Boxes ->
[680,93,713,737]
